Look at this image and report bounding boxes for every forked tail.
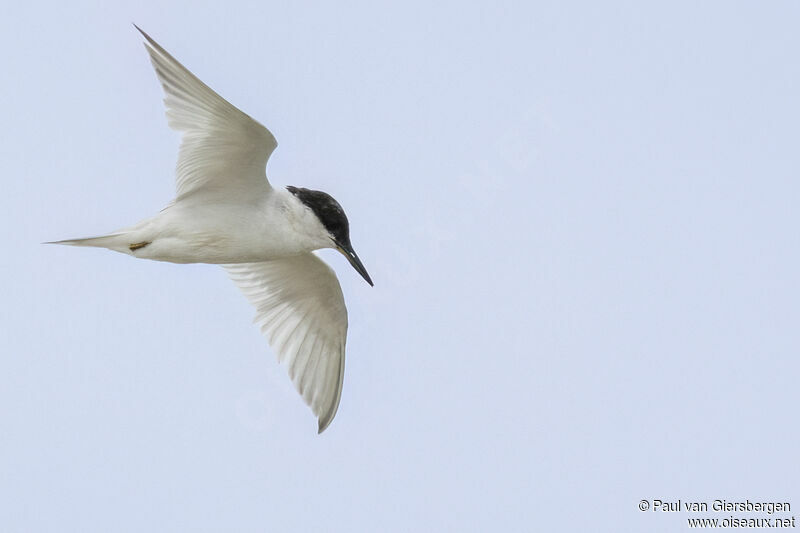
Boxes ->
[45,233,133,254]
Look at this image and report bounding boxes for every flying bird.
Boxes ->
[49,26,373,433]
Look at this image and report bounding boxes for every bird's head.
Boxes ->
[286,186,373,286]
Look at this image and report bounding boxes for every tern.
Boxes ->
[49,26,373,433]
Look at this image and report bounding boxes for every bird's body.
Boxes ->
[82,189,332,264]
[50,26,372,433]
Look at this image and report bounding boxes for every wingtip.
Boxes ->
[132,23,155,47]
[317,401,340,433]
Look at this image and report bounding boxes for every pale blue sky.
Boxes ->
[2,1,798,531]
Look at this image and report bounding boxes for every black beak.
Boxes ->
[335,241,373,286]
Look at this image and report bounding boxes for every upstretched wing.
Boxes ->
[225,254,349,433]
[136,26,277,201]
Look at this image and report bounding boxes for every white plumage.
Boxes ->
[49,26,372,433]
[142,26,277,201]
[226,257,347,431]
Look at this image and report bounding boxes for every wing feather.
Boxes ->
[225,253,349,433]
[135,26,278,200]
